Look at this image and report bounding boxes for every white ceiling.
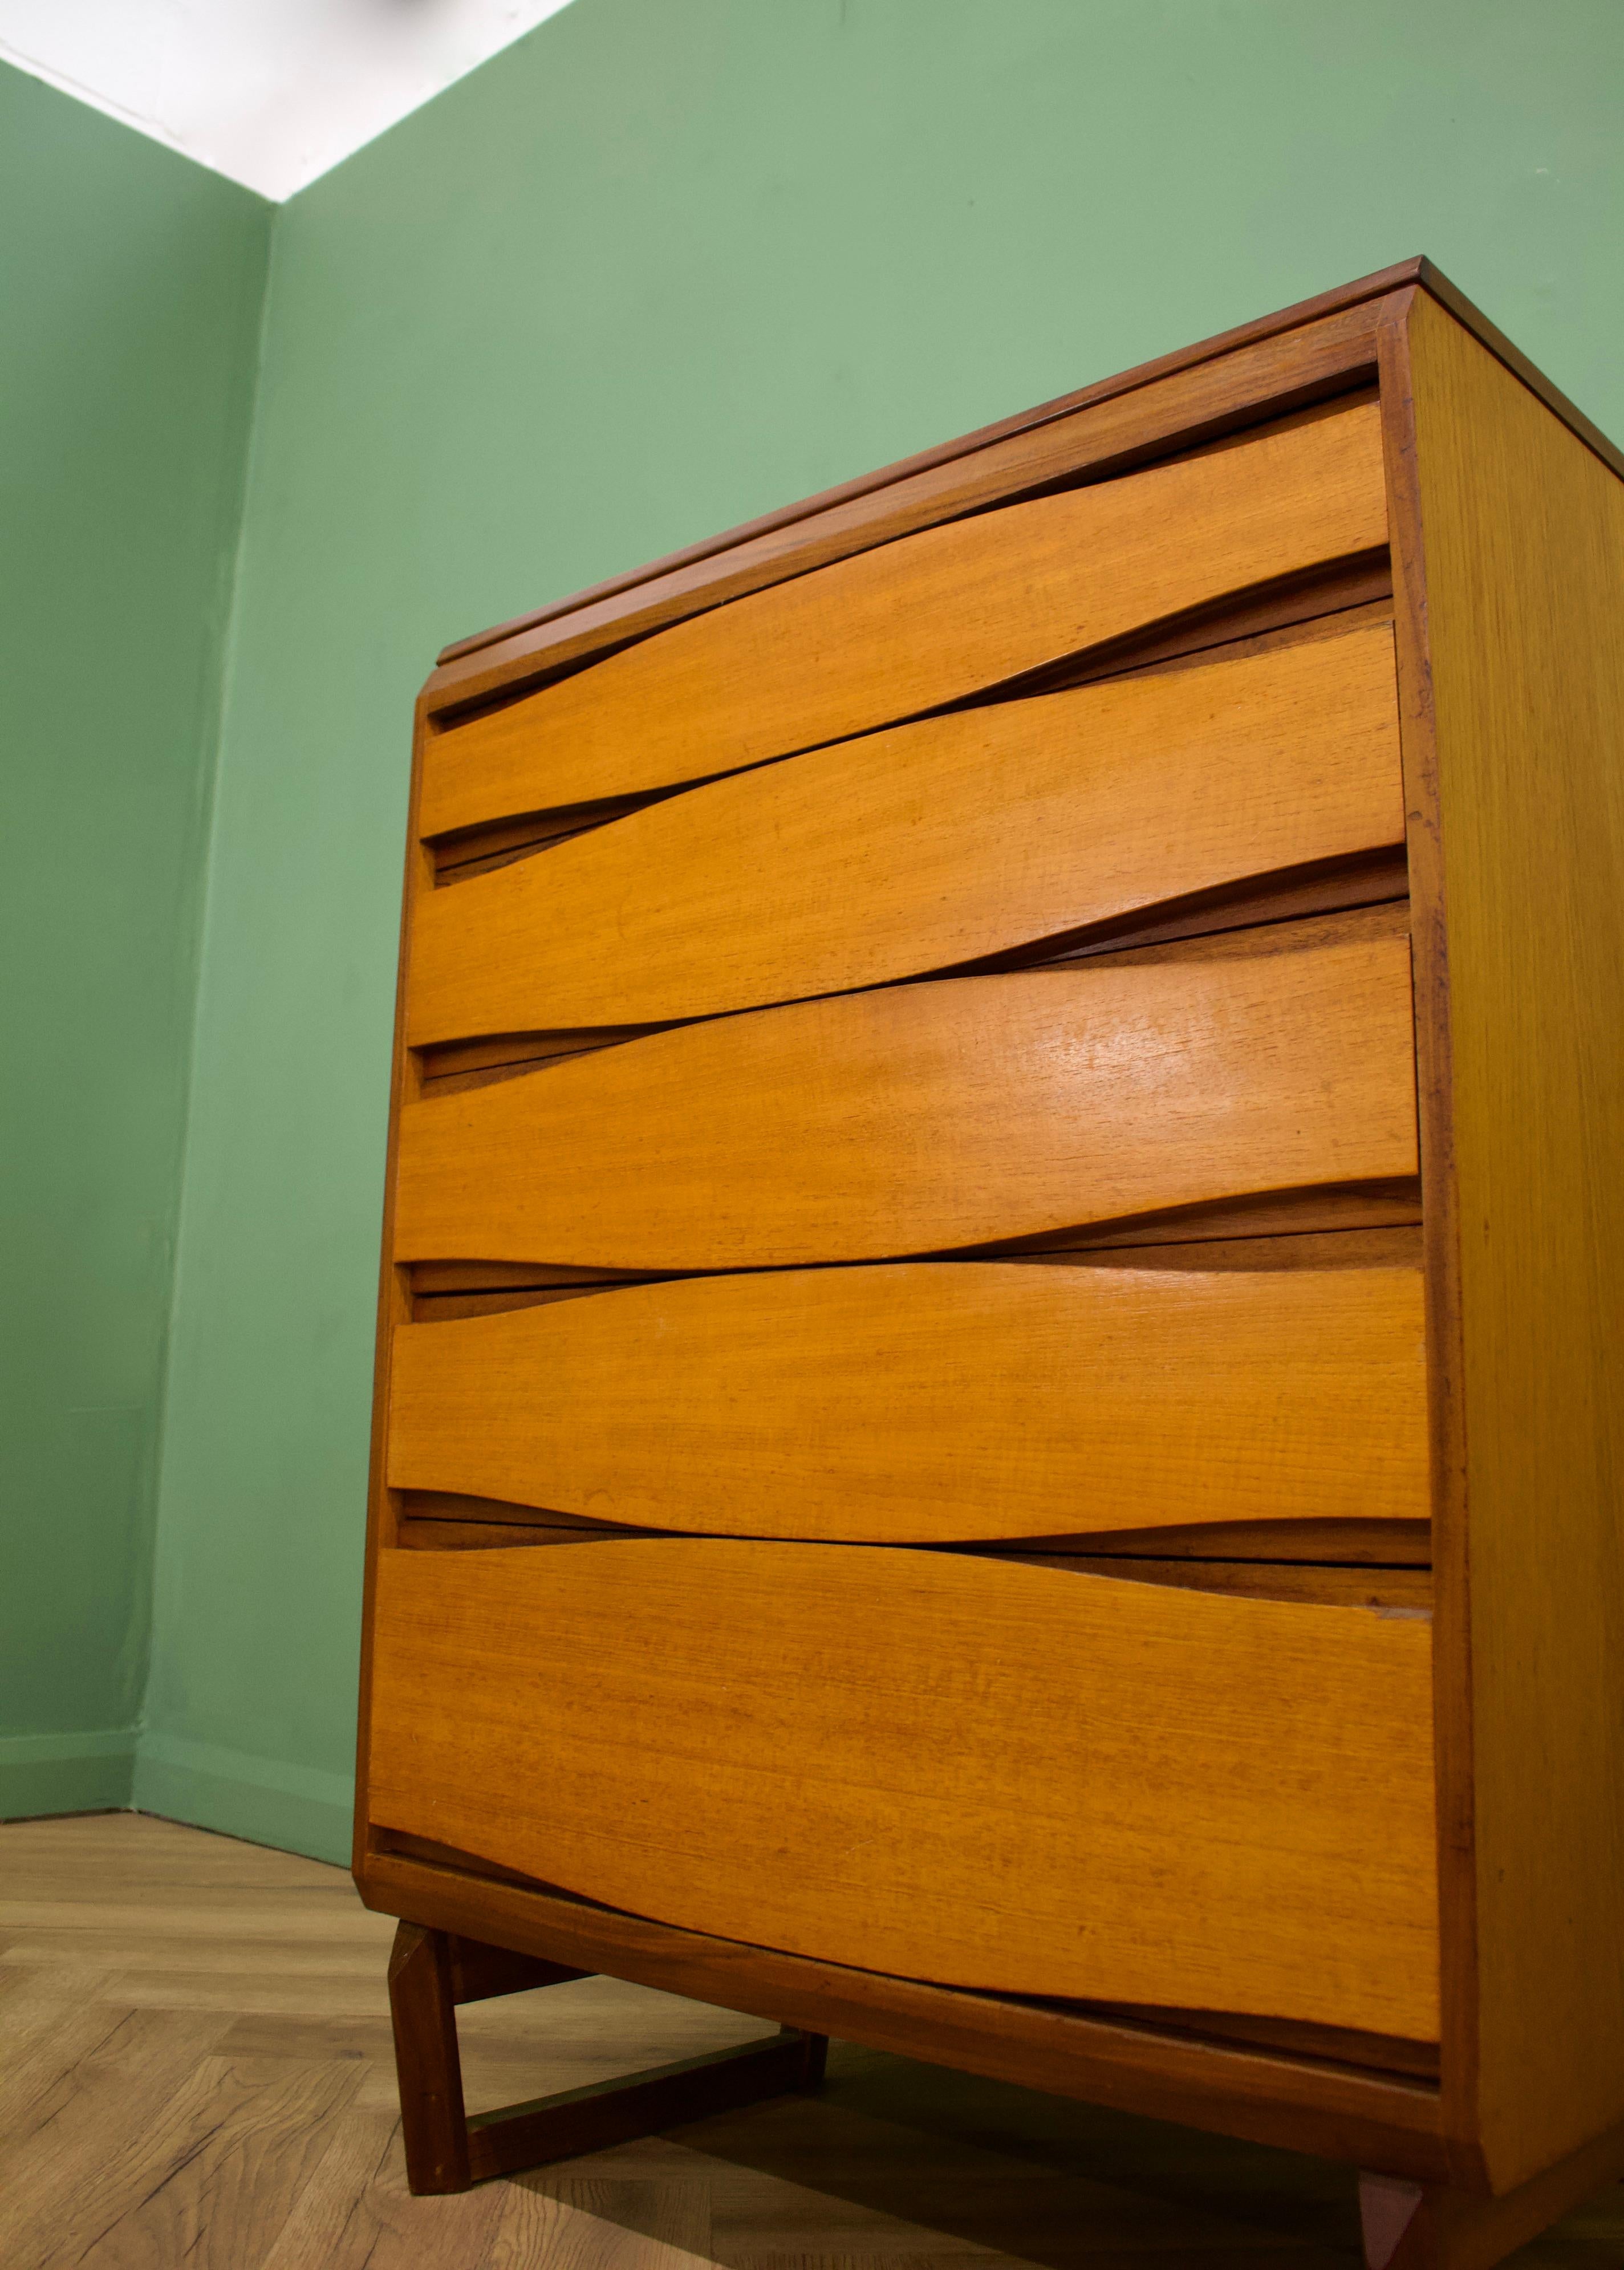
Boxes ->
[0,0,578,201]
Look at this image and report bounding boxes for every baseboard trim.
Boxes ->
[0,1728,137,1818]
[131,1734,352,1865]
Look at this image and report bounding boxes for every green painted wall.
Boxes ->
[125,0,1624,1861]
[0,67,270,1817]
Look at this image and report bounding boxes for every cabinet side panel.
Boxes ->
[1377,290,1479,2184]
[1407,291,1624,2188]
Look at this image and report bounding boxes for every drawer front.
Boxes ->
[421,399,1386,838]
[393,936,1419,1272]
[368,1539,1439,2040]
[388,1258,1428,1541]
[408,623,1403,1045]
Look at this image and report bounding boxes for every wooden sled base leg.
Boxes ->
[387,1920,829,2195]
[1361,2118,1624,2269]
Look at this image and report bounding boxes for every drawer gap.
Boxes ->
[954,1552,1432,1611]
[929,548,1391,717]
[1006,856,1408,972]
[971,1516,1431,1565]
[392,1495,1431,1576]
[429,780,689,883]
[967,1179,1423,1258]
[994,1991,1439,2084]
[401,1190,1424,1303]
[412,882,1410,1095]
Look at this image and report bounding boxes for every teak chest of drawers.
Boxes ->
[355,260,1624,2268]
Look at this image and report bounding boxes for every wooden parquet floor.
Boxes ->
[2,1816,1621,2268]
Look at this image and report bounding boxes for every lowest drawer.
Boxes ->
[368,1539,1439,2043]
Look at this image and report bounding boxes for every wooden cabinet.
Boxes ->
[355,259,1624,2265]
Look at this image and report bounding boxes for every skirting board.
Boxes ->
[0,1729,352,1862]
[0,1728,136,1819]
[131,1733,353,1864]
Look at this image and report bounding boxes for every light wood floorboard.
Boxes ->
[1,1813,1619,2266]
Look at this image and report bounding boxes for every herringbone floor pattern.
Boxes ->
[2,1814,1619,2267]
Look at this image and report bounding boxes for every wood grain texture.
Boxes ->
[385,1258,1428,1542]
[368,1539,1439,2040]
[1404,294,1624,2187]
[392,937,1420,1272]
[420,401,1386,836]
[407,624,1403,1045]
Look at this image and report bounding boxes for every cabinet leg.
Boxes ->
[388,1922,470,2192]
[1361,2121,1624,2268]
[385,1919,829,2196]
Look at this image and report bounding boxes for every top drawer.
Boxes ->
[420,398,1387,839]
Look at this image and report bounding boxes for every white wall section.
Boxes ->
[0,0,576,200]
